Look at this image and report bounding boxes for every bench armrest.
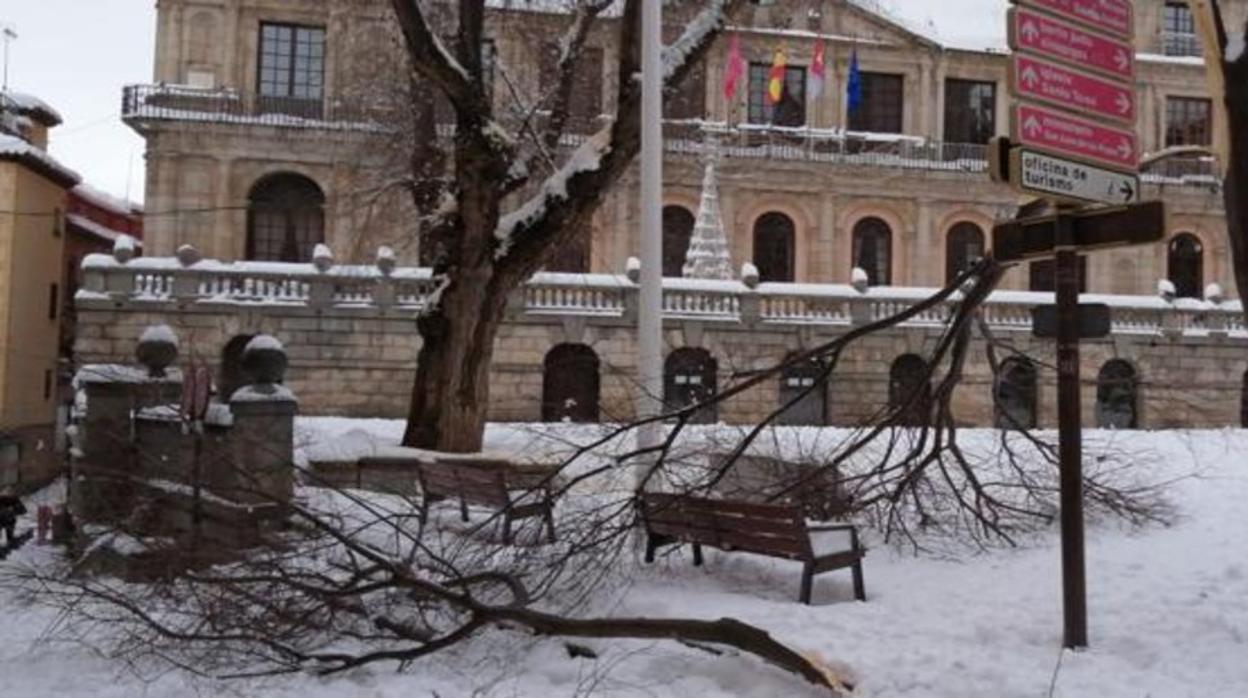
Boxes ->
[806,523,863,553]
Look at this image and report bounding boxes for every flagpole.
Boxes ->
[635,0,664,486]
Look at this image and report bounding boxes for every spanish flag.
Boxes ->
[767,48,787,104]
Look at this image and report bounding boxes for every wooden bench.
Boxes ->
[417,458,556,544]
[640,492,865,604]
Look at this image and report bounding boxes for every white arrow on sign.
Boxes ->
[1021,65,1040,87]
[1012,149,1140,206]
[1115,93,1130,114]
[1022,21,1040,41]
[1114,49,1130,71]
[1024,115,1043,136]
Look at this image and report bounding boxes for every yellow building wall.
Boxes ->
[0,161,67,430]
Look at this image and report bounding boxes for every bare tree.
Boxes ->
[385,0,746,452]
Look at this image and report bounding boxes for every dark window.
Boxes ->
[995,358,1038,429]
[48,283,58,321]
[220,334,257,400]
[943,79,996,144]
[1163,2,1201,56]
[753,212,796,282]
[1097,360,1138,429]
[852,217,892,286]
[777,357,827,426]
[849,72,904,133]
[258,22,325,117]
[747,62,807,127]
[542,344,600,423]
[1165,97,1212,147]
[664,26,705,120]
[545,234,590,273]
[946,222,985,285]
[665,348,718,424]
[247,173,325,262]
[1167,233,1203,299]
[662,206,695,277]
[1028,257,1088,292]
[889,354,931,427]
[541,44,604,132]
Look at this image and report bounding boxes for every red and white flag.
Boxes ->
[723,33,746,100]
[809,39,827,98]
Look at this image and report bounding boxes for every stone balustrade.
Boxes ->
[78,251,1246,340]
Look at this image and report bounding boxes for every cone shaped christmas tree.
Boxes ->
[682,136,734,280]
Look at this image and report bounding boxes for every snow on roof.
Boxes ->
[72,183,143,215]
[0,133,81,186]
[485,0,624,17]
[66,213,141,245]
[0,90,63,126]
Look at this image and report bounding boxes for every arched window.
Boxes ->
[777,356,827,426]
[945,222,985,285]
[852,217,892,286]
[542,344,600,423]
[1167,233,1203,299]
[753,212,796,282]
[663,206,695,277]
[995,357,1038,429]
[219,334,257,400]
[664,348,718,424]
[1097,360,1139,429]
[889,354,930,426]
[247,174,325,262]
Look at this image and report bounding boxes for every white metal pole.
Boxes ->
[636,0,664,481]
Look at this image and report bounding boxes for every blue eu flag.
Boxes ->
[846,49,862,115]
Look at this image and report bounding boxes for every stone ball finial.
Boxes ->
[376,245,397,276]
[1157,278,1176,302]
[176,244,202,267]
[851,267,870,293]
[312,244,334,273]
[741,262,760,289]
[625,256,642,284]
[113,234,137,264]
[1204,282,1224,304]
[242,335,288,385]
[136,325,179,378]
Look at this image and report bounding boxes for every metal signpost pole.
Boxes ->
[1054,218,1088,649]
[635,0,664,485]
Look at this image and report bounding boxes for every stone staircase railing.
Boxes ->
[77,249,1247,339]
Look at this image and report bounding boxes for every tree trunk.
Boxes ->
[402,267,510,452]
[1223,56,1248,313]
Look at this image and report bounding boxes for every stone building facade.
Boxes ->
[105,0,1248,430]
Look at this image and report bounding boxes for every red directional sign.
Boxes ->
[1011,55,1134,124]
[1010,7,1134,81]
[1013,104,1137,170]
[1013,0,1133,40]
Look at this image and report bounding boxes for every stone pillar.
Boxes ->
[227,336,297,507]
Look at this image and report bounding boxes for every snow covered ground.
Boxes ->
[1,421,1245,697]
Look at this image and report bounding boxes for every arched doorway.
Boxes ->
[1097,360,1139,429]
[946,222,985,285]
[247,173,325,262]
[752,212,796,282]
[219,334,257,400]
[663,206,695,277]
[777,356,827,426]
[889,354,930,426]
[852,217,892,286]
[664,348,718,424]
[995,357,1037,429]
[1167,233,1204,299]
[542,344,600,423]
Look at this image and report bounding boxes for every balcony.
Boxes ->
[121,84,392,131]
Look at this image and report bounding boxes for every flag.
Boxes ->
[846,48,862,115]
[809,39,826,99]
[767,48,787,104]
[723,33,746,100]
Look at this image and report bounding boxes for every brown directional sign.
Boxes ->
[992,200,1165,262]
[1032,303,1111,339]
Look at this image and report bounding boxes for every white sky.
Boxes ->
[2,1,156,203]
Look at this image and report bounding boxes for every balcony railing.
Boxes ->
[78,251,1246,340]
[1162,32,1202,57]
[122,84,394,129]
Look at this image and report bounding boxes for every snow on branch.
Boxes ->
[662,0,733,83]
